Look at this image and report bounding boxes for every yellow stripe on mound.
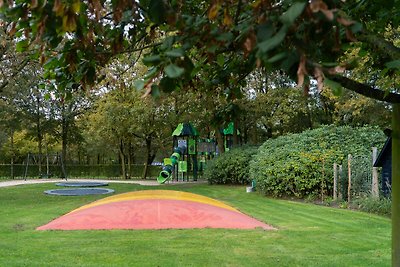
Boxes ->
[69,190,239,214]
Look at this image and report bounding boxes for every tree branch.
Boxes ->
[357,31,400,62]
[0,58,30,92]
[327,74,400,103]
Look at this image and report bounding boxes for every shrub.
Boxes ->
[205,146,258,185]
[250,125,385,199]
[353,197,391,217]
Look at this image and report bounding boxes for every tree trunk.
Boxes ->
[61,118,68,179]
[44,133,50,176]
[36,95,43,176]
[10,128,14,179]
[306,96,313,129]
[126,142,131,179]
[392,103,400,267]
[233,119,239,147]
[60,103,68,179]
[215,128,225,154]
[119,139,127,179]
[142,138,152,179]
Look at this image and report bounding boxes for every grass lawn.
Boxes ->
[0,182,390,266]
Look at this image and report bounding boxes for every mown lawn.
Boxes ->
[0,182,390,266]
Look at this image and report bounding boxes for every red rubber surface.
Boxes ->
[37,199,274,230]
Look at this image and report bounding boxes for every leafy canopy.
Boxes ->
[1,0,399,102]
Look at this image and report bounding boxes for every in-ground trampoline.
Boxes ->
[44,188,114,196]
[56,182,109,187]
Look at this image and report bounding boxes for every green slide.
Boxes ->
[157,145,186,184]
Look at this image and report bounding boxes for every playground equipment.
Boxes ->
[56,182,109,187]
[157,145,186,184]
[157,122,219,184]
[44,188,114,196]
[23,152,67,180]
[37,190,275,230]
[223,122,241,151]
[45,181,113,196]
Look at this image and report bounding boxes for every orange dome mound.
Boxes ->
[37,190,274,231]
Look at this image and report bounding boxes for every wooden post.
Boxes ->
[372,147,379,198]
[333,163,338,201]
[347,154,352,203]
[392,103,400,267]
[338,164,343,200]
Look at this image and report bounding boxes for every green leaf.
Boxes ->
[151,84,161,98]
[257,23,274,42]
[134,80,145,90]
[258,26,288,53]
[144,67,159,80]
[324,78,343,96]
[148,0,166,24]
[267,52,287,63]
[321,62,339,67]
[143,55,161,66]
[165,48,185,58]
[182,57,195,80]
[159,77,177,93]
[280,2,307,26]
[206,45,218,54]
[161,36,175,50]
[217,54,225,67]
[350,22,363,33]
[385,60,400,69]
[43,57,59,70]
[164,64,184,78]
[16,39,29,52]
[216,32,234,42]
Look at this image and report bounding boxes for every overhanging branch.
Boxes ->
[358,31,400,62]
[327,74,400,103]
[0,58,30,92]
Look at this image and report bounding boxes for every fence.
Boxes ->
[333,147,380,202]
[0,164,162,180]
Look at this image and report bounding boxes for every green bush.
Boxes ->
[205,146,258,185]
[353,197,391,217]
[250,125,386,198]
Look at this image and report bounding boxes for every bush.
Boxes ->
[250,125,386,199]
[353,197,391,217]
[205,146,258,185]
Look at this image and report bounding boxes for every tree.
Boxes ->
[53,91,91,178]
[88,87,171,179]
[0,21,30,92]
[1,1,400,264]
[0,94,21,178]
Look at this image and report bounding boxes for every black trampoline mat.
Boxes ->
[44,188,114,196]
[56,182,109,187]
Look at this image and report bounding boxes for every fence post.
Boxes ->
[348,154,352,203]
[338,164,342,200]
[333,163,338,201]
[372,147,379,198]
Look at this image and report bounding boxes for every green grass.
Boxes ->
[0,183,390,266]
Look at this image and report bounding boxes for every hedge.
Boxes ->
[205,146,258,185]
[249,125,386,198]
[0,164,161,179]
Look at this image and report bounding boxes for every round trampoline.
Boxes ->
[56,182,109,187]
[44,188,114,196]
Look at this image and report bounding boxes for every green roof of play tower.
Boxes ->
[172,123,199,137]
[223,122,240,136]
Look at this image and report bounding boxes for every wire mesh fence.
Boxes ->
[334,148,381,202]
